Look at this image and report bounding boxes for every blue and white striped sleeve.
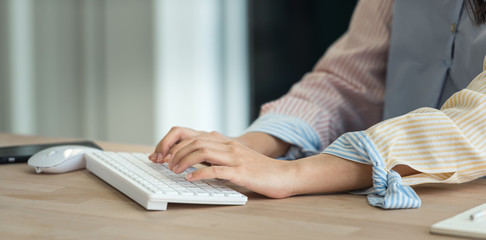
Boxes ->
[244,113,322,160]
[324,131,422,209]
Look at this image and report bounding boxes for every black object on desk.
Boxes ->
[0,141,102,164]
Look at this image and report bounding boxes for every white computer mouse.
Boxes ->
[28,145,101,174]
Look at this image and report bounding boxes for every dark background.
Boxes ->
[248,0,358,120]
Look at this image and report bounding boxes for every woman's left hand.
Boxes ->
[166,136,296,199]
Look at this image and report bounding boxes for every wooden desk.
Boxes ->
[1,133,485,239]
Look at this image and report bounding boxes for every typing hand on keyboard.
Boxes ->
[149,127,298,200]
[86,151,247,210]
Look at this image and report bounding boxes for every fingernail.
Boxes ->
[157,153,163,163]
[172,164,179,172]
[186,173,193,180]
[163,153,172,163]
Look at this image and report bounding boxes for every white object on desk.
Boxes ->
[85,151,247,210]
[27,145,101,174]
[431,203,486,239]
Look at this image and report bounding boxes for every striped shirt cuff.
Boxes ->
[324,131,421,209]
[244,113,322,160]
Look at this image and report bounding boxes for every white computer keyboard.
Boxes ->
[85,151,247,210]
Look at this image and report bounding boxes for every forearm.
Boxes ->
[286,153,373,196]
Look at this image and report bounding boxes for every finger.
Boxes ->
[151,127,199,161]
[165,137,197,163]
[186,166,235,182]
[166,135,223,165]
[148,153,161,163]
[171,140,231,173]
[156,127,192,155]
[167,131,229,157]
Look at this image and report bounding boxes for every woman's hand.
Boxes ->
[149,127,296,198]
[169,138,296,198]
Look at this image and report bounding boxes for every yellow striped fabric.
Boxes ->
[365,56,486,186]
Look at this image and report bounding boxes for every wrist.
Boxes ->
[234,132,290,158]
[263,158,300,198]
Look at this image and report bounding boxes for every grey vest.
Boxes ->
[384,0,486,119]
